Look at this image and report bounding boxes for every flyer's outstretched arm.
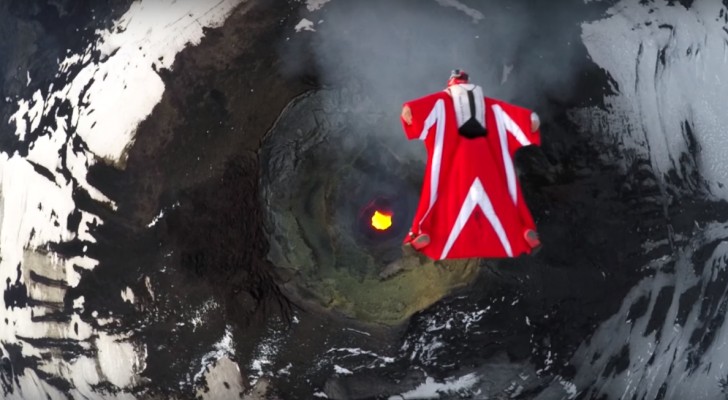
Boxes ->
[400,93,446,250]
[486,97,542,250]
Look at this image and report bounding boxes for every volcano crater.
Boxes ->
[260,89,479,325]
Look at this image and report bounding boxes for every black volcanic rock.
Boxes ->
[3,0,728,399]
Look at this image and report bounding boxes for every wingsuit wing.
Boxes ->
[484,97,541,238]
[485,97,541,157]
[401,92,445,140]
[401,92,449,252]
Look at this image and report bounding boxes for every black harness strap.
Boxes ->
[458,89,487,139]
[467,90,476,118]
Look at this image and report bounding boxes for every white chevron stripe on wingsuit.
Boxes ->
[492,104,518,205]
[492,104,531,205]
[440,177,513,259]
[500,106,531,146]
[418,99,446,231]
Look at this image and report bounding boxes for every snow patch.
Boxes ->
[388,373,479,399]
[305,0,332,12]
[277,363,292,376]
[195,357,243,400]
[295,18,316,32]
[73,296,85,310]
[147,201,179,228]
[97,334,144,388]
[121,287,134,304]
[248,324,287,385]
[190,298,220,331]
[334,365,353,375]
[328,347,395,365]
[193,326,235,385]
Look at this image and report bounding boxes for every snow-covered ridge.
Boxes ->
[1,0,244,397]
[10,0,244,165]
[573,0,728,198]
[546,2,728,398]
[546,222,728,399]
[388,373,480,399]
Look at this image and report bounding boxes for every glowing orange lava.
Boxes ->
[371,210,393,231]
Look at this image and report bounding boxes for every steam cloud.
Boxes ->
[283,0,600,152]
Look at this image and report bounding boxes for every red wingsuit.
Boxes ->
[402,84,541,260]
